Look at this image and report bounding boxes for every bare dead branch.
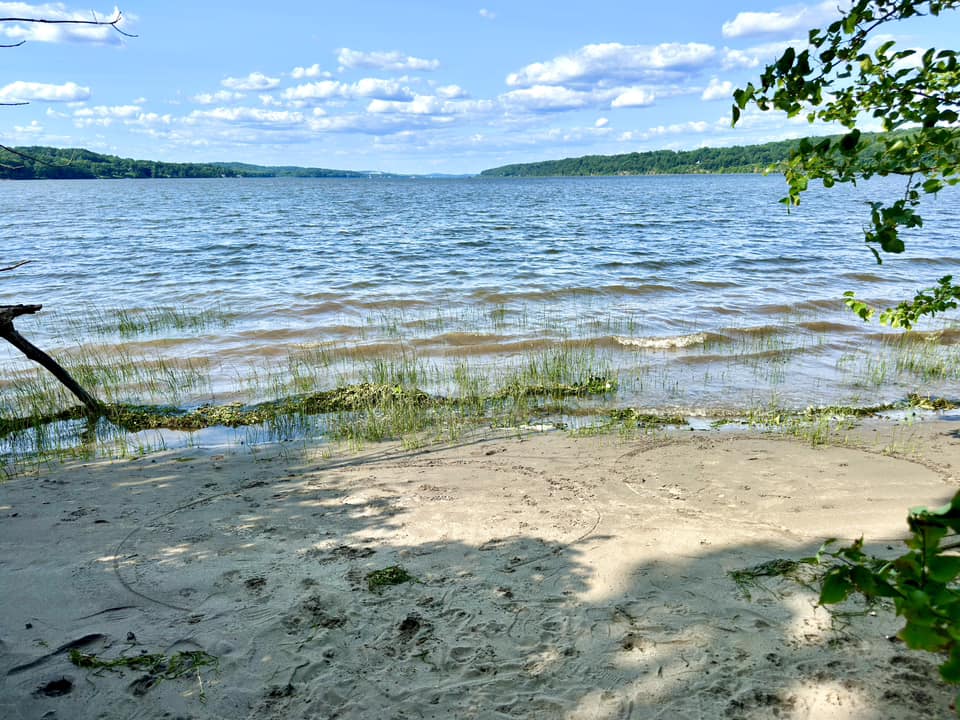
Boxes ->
[0,144,58,170]
[0,10,136,38]
[0,260,31,273]
[0,304,103,414]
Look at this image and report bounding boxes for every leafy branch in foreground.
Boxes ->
[733,0,960,327]
[808,491,960,713]
[845,275,960,329]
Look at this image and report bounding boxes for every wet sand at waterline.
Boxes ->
[1,418,957,719]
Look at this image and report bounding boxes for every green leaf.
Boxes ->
[929,555,960,584]
[820,569,854,604]
[777,46,796,73]
[900,622,949,652]
[839,129,861,153]
[942,652,960,684]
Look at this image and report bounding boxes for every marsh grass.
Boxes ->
[64,305,234,339]
[839,331,960,390]
[4,300,955,473]
[0,332,620,469]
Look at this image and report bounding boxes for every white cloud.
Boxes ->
[618,120,715,143]
[222,72,281,91]
[507,42,717,88]
[500,85,593,111]
[0,3,132,44]
[14,119,42,133]
[73,104,141,118]
[367,95,443,115]
[282,80,348,101]
[352,78,413,100]
[126,112,172,126]
[0,80,90,102]
[479,8,495,20]
[188,107,306,126]
[366,94,492,116]
[436,84,467,99]
[337,48,440,72]
[291,64,328,79]
[281,79,415,103]
[611,88,656,108]
[595,117,609,128]
[721,1,843,38]
[193,90,244,105]
[701,78,733,101]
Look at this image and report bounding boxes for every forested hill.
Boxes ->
[479,137,808,177]
[0,147,385,180]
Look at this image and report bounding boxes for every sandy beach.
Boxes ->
[1,418,958,719]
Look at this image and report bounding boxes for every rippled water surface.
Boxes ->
[2,175,959,413]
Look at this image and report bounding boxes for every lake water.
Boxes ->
[1,174,959,416]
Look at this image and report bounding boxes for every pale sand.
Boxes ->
[1,419,958,719]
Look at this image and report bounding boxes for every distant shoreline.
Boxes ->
[0,133,863,180]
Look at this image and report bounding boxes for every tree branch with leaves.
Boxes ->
[733,0,960,329]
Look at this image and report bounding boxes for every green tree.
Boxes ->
[733,0,960,329]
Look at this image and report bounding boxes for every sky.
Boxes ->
[0,1,957,174]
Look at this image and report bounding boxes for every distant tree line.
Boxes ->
[479,135,865,177]
[0,146,377,180]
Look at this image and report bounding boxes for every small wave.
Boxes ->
[300,301,347,315]
[797,320,862,334]
[615,332,712,350]
[604,283,678,296]
[427,332,511,347]
[909,257,955,266]
[841,272,887,283]
[350,298,433,311]
[755,298,845,314]
[688,280,740,289]
[723,325,785,338]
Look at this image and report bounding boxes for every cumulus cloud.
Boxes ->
[337,48,440,72]
[291,64,329,79]
[282,80,347,101]
[282,79,415,103]
[721,1,842,38]
[500,85,593,112]
[73,104,141,118]
[436,84,467,99]
[610,88,655,108]
[0,80,89,102]
[352,78,413,100]
[0,3,132,44]
[188,106,305,126]
[366,94,493,117]
[701,78,733,101]
[507,42,717,88]
[618,119,715,143]
[193,90,244,105]
[15,119,42,132]
[595,117,609,128]
[221,72,281,91]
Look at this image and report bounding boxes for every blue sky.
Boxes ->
[0,1,957,174]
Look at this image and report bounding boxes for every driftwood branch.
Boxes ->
[0,304,103,415]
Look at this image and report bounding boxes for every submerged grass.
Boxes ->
[63,305,234,339]
[4,302,959,471]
